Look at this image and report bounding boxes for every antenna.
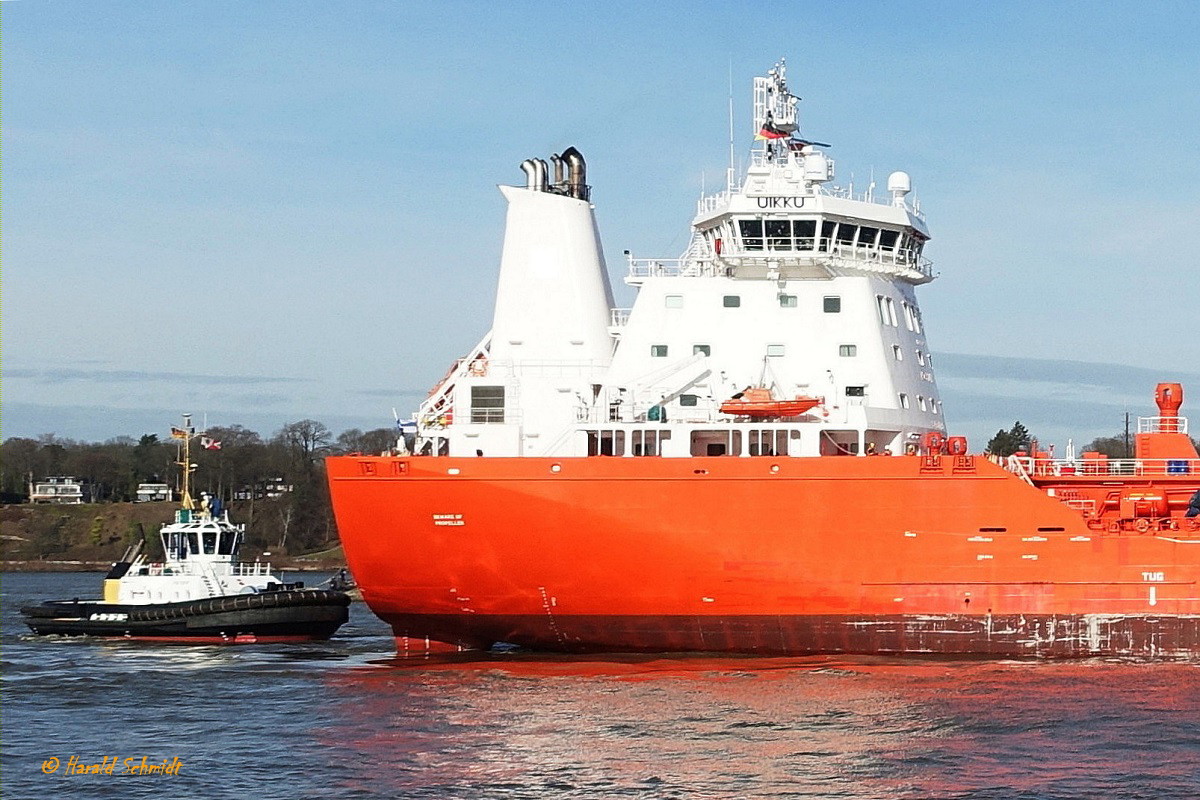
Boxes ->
[727,59,735,193]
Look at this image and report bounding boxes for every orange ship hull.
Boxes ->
[327,454,1200,658]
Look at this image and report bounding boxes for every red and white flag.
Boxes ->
[200,436,222,450]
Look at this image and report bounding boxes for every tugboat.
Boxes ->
[22,416,351,643]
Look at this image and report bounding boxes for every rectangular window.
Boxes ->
[651,345,668,357]
[856,226,879,247]
[893,345,903,361]
[839,344,857,357]
[630,430,670,456]
[738,219,764,251]
[793,219,816,249]
[766,219,792,251]
[916,350,925,365]
[824,296,841,313]
[665,294,683,308]
[846,386,866,397]
[693,344,711,356]
[680,394,699,407]
[918,395,927,411]
[878,229,899,250]
[835,224,857,245]
[470,385,505,424]
[779,294,797,308]
[885,297,897,326]
[902,302,915,331]
[723,295,741,308]
[899,393,910,409]
[820,220,836,252]
[766,344,786,357]
[876,295,887,325]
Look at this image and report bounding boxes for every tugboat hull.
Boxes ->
[22,589,350,643]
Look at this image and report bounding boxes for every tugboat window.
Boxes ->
[723,295,741,308]
[819,221,836,251]
[738,219,764,250]
[203,531,217,555]
[766,220,791,250]
[793,219,816,249]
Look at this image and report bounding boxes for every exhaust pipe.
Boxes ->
[561,146,587,200]
[534,158,549,192]
[551,154,565,190]
[519,159,539,191]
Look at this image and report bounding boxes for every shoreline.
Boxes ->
[1,560,343,573]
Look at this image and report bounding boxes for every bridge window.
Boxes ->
[651,345,668,357]
[202,531,217,555]
[738,219,764,250]
[766,220,792,251]
[793,219,816,249]
[470,386,505,423]
[819,221,836,251]
[665,294,683,308]
[857,226,879,247]
[839,344,857,357]
[218,531,238,555]
[879,229,899,250]
[836,224,857,245]
[824,296,841,313]
[723,295,741,308]
[779,294,797,308]
[693,344,711,356]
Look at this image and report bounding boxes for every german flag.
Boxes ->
[755,121,788,141]
[170,427,189,440]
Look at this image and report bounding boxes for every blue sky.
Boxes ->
[5,1,1199,449]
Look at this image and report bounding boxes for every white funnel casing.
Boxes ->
[490,185,615,365]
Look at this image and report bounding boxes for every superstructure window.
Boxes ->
[470,385,505,424]
[766,220,792,251]
[899,393,910,409]
[916,350,926,365]
[846,386,866,397]
[823,296,841,313]
[739,219,764,250]
[793,219,816,249]
[857,226,879,248]
[779,294,797,308]
[918,395,927,411]
[879,229,899,250]
[680,394,699,407]
[893,345,904,361]
[767,344,786,357]
[839,344,857,357]
[723,295,741,308]
[885,297,897,326]
[665,294,683,308]
[902,302,916,331]
[836,224,857,245]
[693,344,711,356]
[819,220,836,251]
[651,345,668,357]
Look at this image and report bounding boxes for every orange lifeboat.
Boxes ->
[719,388,821,418]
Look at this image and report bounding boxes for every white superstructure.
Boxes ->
[416,60,945,459]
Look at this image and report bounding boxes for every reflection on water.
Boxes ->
[4,573,1199,800]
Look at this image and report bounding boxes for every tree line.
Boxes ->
[986,422,1200,458]
[0,421,397,554]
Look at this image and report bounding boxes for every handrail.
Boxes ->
[1005,456,1200,478]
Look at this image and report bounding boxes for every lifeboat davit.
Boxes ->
[719,388,821,418]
